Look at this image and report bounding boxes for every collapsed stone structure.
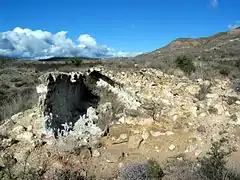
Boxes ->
[35,68,240,148]
[36,69,142,147]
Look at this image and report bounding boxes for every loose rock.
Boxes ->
[92,149,101,157]
[113,134,128,144]
[142,131,149,140]
[128,135,143,149]
[169,144,176,151]
[197,125,206,133]
[16,131,33,142]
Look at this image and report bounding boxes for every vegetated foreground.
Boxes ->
[0,28,240,179]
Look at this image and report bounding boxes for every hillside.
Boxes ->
[134,28,240,78]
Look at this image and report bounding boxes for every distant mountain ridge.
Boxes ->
[135,28,240,65]
[38,56,101,62]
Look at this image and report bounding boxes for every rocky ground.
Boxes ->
[0,67,240,179]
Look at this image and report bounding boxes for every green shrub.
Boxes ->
[119,159,164,180]
[71,59,83,67]
[146,159,164,179]
[175,55,196,75]
[208,106,218,114]
[195,84,212,101]
[219,68,230,76]
[198,137,239,180]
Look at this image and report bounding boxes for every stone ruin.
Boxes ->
[36,69,139,147]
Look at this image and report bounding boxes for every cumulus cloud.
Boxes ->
[211,0,219,8]
[0,27,141,59]
[78,34,97,47]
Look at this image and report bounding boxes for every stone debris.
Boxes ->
[10,125,25,136]
[194,150,202,157]
[78,148,92,160]
[16,131,34,143]
[142,131,149,141]
[185,144,198,153]
[11,112,24,123]
[196,125,206,133]
[150,131,166,137]
[113,134,128,144]
[105,150,124,163]
[92,149,101,157]
[169,144,176,151]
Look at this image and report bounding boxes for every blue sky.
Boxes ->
[0,0,239,58]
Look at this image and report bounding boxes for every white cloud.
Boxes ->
[211,0,219,8]
[228,21,240,30]
[78,34,97,47]
[0,27,141,59]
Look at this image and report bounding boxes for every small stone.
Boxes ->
[11,125,24,136]
[27,125,33,132]
[142,131,149,140]
[185,144,198,153]
[118,162,124,168]
[79,148,92,159]
[105,150,124,163]
[150,131,165,137]
[11,112,24,123]
[16,132,33,142]
[1,138,13,148]
[186,85,200,96]
[118,117,125,124]
[113,134,128,144]
[197,125,206,133]
[14,149,31,162]
[195,150,202,157]
[138,118,154,126]
[236,101,240,105]
[92,149,101,157]
[0,156,4,167]
[30,113,38,120]
[177,157,183,161]
[125,117,138,125]
[169,144,176,151]
[131,130,141,134]
[141,103,155,110]
[225,111,230,116]
[128,135,143,149]
[214,103,225,115]
[119,134,128,140]
[200,113,207,117]
[125,109,139,117]
[173,115,178,121]
[166,131,174,136]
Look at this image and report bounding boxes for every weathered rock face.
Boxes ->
[44,73,100,137]
[38,70,118,138]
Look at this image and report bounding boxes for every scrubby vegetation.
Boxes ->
[71,58,83,67]
[119,159,164,180]
[198,137,239,180]
[175,55,196,75]
[195,83,212,101]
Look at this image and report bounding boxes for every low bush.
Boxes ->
[175,55,196,75]
[71,59,83,67]
[219,68,230,76]
[198,137,239,180]
[195,84,212,101]
[119,159,164,180]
